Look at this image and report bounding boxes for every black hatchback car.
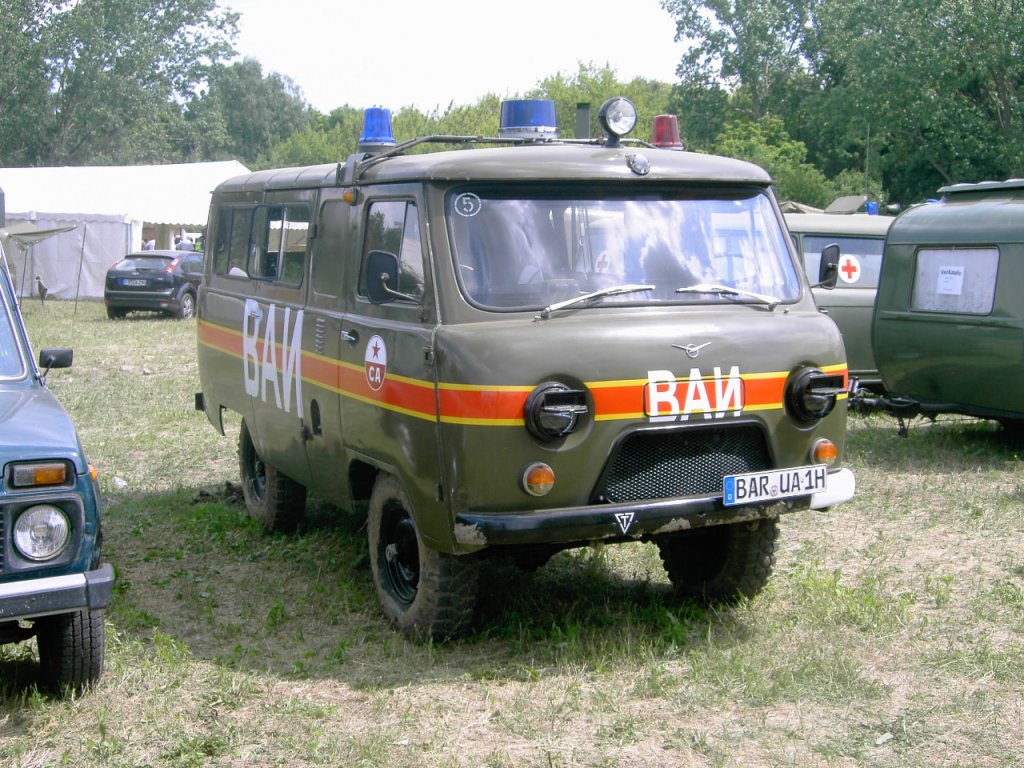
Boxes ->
[103,250,203,319]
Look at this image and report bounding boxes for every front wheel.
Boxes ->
[238,419,306,532]
[657,518,779,604]
[36,608,105,692]
[368,473,478,641]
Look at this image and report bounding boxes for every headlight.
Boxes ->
[13,505,71,561]
[523,382,589,442]
[598,97,638,145]
[786,368,846,422]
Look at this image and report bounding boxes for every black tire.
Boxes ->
[176,291,196,320]
[36,609,105,692]
[238,419,306,532]
[368,473,478,641]
[106,306,126,320]
[657,518,779,603]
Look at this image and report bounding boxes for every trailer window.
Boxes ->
[911,247,998,315]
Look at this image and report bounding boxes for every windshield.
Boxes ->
[0,273,27,379]
[448,187,801,311]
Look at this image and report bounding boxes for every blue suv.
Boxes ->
[0,246,113,691]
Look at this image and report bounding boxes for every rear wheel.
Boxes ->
[106,306,126,319]
[36,608,105,692]
[176,290,196,319]
[657,518,779,603]
[238,419,306,532]
[368,473,477,641]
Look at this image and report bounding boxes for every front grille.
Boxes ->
[599,424,772,503]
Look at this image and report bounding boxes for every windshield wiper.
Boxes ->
[536,284,655,320]
[675,283,782,311]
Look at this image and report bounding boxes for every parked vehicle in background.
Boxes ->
[104,249,203,319]
[855,180,1024,432]
[196,98,855,641]
[786,212,894,392]
[0,223,113,692]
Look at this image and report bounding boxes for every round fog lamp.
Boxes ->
[13,505,71,561]
[522,462,555,497]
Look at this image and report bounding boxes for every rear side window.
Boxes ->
[359,201,425,302]
[211,207,255,277]
[251,205,311,285]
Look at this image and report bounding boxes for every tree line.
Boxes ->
[2,0,1022,208]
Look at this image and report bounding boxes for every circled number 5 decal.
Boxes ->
[454,192,482,217]
[365,335,387,391]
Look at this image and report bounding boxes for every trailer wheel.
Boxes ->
[36,608,105,693]
[657,518,778,603]
[238,419,306,532]
[368,473,477,641]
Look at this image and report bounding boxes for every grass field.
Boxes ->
[1,299,1022,768]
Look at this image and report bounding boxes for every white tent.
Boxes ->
[0,161,249,299]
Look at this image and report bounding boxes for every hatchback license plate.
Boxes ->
[121,278,146,287]
[723,464,827,506]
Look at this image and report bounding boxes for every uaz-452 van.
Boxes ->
[196,98,855,640]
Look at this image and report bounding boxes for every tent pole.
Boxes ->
[74,222,88,315]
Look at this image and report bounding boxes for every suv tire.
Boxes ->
[368,473,477,641]
[36,608,105,692]
[657,518,778,603]
[238,419,306,532]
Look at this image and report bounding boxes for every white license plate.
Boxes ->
[122,278,146,287]
[723,464,827,506]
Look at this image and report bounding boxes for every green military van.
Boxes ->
[195,98,855,640]
[786,212,893,392]
[863,179,1024,429]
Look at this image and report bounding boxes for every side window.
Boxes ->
[211,206,255,277]
[360,200,425,302]
[312,200,350,298]
[249,204,310,285]
[911,247,998,315]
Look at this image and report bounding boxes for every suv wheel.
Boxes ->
[238,419,306,532]
[36,608,105,692]
[657,518,779,603]
[368,473,478,641]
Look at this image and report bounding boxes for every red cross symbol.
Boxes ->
[839,255,861,284]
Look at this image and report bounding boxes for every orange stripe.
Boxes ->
[198,321,847,426]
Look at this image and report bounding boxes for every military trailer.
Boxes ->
[0,190,113,691]
[195,98,855,640]
[786,212,893,392]
[857,179,1024,430]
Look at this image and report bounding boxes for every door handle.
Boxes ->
[341,329,359,344]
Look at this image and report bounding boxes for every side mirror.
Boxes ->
[365,250,418,304]
[815,243,840,290]
[39,348,73,370]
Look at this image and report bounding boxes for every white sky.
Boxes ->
[226,0,684,113]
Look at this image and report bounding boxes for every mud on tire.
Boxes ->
[657,517,779,603]
[238,419,306,532]
[368,473,478,641]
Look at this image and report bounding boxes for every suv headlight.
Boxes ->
[13,505,71,561]
[786,368,846,422]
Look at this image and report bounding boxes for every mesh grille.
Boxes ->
[600,425,772,503]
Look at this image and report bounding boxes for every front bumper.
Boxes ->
[0,563,115,621]
[455,467,855,548]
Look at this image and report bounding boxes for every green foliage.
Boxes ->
[0,0,239,166]
[712,116,836,207]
